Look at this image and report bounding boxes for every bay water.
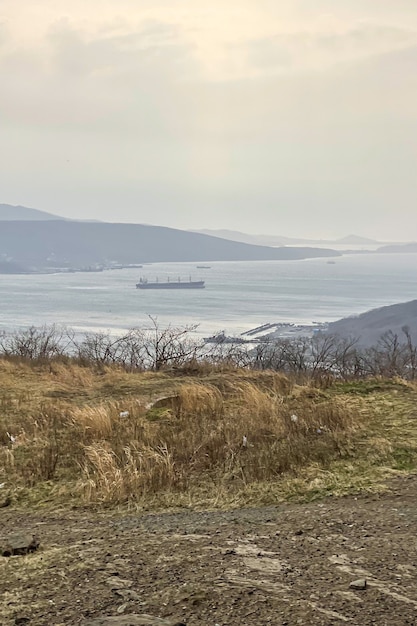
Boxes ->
[0,253,416,338]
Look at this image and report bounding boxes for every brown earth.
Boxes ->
[1,475,417,626]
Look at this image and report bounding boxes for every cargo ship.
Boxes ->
[136,277,205,290]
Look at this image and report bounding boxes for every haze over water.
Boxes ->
[0,253,415,338]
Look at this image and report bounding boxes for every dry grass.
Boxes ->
[1,358,417,509]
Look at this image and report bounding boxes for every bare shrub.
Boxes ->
[359,330,417,379]
[1,321,416,382]
[0,325,71,360]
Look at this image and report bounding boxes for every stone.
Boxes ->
[114,589,142,601]
[0,494,12,508]
[146,395,180,412]
[83,616,185,626]
[1,533,40,557]
[105,577,134,590]
[349,579,367,591]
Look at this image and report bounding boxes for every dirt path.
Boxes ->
[2,476,417,625]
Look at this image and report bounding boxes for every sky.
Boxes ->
[0,1,416,240]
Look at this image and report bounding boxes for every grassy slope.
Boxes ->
[0,359,416,510]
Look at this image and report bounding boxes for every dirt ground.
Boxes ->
[1,476,417,626]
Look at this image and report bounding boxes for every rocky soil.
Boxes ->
[1,476,417,625]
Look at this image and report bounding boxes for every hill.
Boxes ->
[336,234,378,245]
[377,242,417,253]
[192,228,290,246]
[0,220,340,272]
[193,229,384,247]
[1,360,417,625]
[0,203,65,221]
[328,299,417,345]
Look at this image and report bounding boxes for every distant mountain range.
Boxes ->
[194,229,417,253]
[0,204,66,221]
[0,204,103,223]
[336,235,379,245]
[1,204,409,246]
[328,299,417,346]
[0,207,341,273]
[376,242,417,254]
[192,229,383,247]
[1,203,414,273]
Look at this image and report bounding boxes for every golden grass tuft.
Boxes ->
[176,382,223,417]
[1,359,417,508]
[81,442,179,503]
[70,405,114,439]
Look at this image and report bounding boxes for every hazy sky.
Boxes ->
[1,1,416,239]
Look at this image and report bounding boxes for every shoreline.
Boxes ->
[204,322,328,344]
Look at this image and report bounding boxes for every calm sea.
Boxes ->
[0,253,416,338]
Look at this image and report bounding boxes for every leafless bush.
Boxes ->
[0,325,72,360]
[75,331,144,369]
[1,321,416,380]
[360,329,417,379]
[203,341,253,369]
[249,330,417,381]
[136,316,203,370]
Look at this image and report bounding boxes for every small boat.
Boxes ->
[196,265,211,269]
[136,277,205,290]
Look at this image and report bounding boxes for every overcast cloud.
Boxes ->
[0,1,416,239]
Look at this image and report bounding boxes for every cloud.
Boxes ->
[46,18,197,80]
[0,21,9,47]
[0,18,200,134]
[2,3,417,82]
[246,22,417,75]
[0,1,416,238]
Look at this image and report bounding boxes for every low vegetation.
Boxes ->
[1,321,417,379]
[1,350,416,510]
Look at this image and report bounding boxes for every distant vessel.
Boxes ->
[110,264,143,270]
[196,265,211,269]
[136,277,205,290]
[327,260,336,265]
